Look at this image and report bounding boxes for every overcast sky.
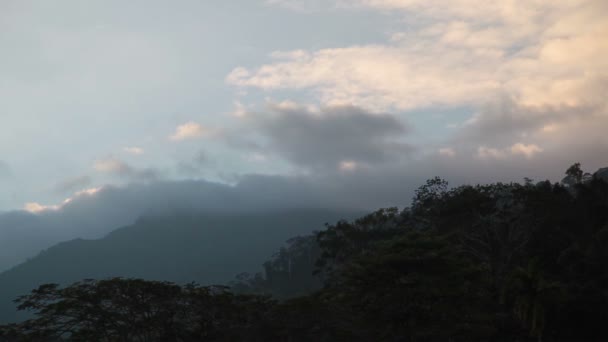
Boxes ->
[1,0,606,212]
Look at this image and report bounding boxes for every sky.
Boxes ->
[1,0,607,212]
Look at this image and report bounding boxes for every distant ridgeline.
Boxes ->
[1,163,608,341]
[0,209,359,324]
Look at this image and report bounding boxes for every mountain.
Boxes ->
[0,176,387,273]
[0,209,360,323]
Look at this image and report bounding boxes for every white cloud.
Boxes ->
[24,202,60,213]
[123,147,144,155]
[510,143,543,159]
[339,160,358,172]
[74,187,103,197]
[169,122,207,141]
[25,186,103,213]
[541,123,559,133]
[229,1,607,113]
[477,146,507,160]
[61,187,104,206]
[94,158,131,174]
[93,157,161,182]
[231,101,248,118]
[477,143,544,160]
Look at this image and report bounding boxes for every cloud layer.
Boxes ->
[224,0,608,185]
[233,1,607,112]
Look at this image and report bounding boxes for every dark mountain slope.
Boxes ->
[0,209,360,323]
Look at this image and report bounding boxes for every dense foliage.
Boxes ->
[2,164,608,341]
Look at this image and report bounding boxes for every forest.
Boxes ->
[0,163,607,341]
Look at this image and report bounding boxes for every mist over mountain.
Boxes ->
[0,174,385,272]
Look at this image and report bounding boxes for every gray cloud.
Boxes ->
[246,104,413,169]
[193,150,208,165]
[94,157,162,182]
[176,150,211,176]
[131,168,163,182]
[53,176,93,195]
[454,97,596,147]
[435,93,608,176]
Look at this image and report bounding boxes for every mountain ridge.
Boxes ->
[0,208,362,323]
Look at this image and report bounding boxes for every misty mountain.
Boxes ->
[0,208,360,323]
[0,176,382,273]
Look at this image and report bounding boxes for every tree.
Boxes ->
[507,260,563,342]
[7,278,276,341]
[562,162,583,186]
[315,207,405,277]
[322,232,496,340]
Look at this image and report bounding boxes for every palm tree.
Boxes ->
[509,259,561,342]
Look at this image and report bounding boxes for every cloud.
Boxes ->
[94,157,161,181]
[227,0,608,116]
[476,146,507,160]
[5,146,608,273]
[227,43,500,111]
[25,186,104,214]
[94,158,132,175]
[438,148,456,158]
[23,202,60,214]
[169,122,208,141]
[176,150,210,176]
[476,143,544,160]
[73,187,103,197]
[232,0,608,182]
[53,175,93,194]
[241,104,413,170]
[510,143,544,159]
[231,101,248,118]
[455,97,595,146]
[123,147,144,155]
[338,160,358,172]
[0,175,375,272]
[229,7,607,111]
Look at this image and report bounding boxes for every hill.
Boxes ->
[0,209,360,323]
